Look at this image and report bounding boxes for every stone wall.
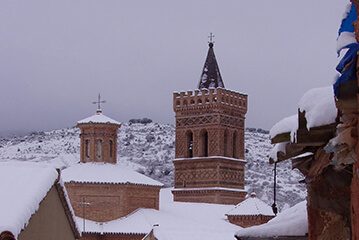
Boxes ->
[65,182,161,222]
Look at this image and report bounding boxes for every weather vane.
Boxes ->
[92,93,106,113]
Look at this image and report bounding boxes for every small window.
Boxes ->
[85,140,90,158]
[109,140,113,158]
[96,139,102,160]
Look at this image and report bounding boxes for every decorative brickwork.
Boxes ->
[172,43,248,204]
[65,182,161,222]
[81,233,146,240]
[227,215,274,228]
[78,123,119,164]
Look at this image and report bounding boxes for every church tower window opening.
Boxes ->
[85,140,90,158]
[96,139,102,161]
[200,130,209,157]
[109,140,113,158]
[186,131,193,158]
[233,131,238,158]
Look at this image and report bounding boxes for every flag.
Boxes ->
[337,3,357,54]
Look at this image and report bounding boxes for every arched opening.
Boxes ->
[96,139,102,161]
[186,131,193,158]
[233,131,238,158]
[197,99,202,105]
[224,129,228,157]
[176,100,180,106]
[85,140,90,158]
[190,99,195,105]
[109,140,113,158]
[200,129,209,157]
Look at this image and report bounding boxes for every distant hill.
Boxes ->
[0,122,306,211]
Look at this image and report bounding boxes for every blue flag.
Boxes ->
[337,3,357,54]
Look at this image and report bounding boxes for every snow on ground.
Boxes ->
[62,162,163,186]
[76,188,240,240]
[0,162,58,237]
[235,200,307,238]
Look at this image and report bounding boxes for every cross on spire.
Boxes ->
[92,93,106,114]
[208,32,215,47]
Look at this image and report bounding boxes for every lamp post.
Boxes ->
[272,162,278,216]
[79,196,91,232]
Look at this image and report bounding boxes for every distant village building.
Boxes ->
[226,192,274,228]
[0,162,79,240]
[172,40,248,205]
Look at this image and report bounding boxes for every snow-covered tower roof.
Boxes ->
[226,192,275,217]
[198,39,225,89]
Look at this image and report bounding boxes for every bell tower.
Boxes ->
[77,95,121,164]
[172,38,248,204]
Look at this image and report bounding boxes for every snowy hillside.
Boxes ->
[0,122,306,210]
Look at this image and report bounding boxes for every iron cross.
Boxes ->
[208,32,215,43]
[92,93,106,110]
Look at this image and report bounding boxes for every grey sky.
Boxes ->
[0,0,346,135]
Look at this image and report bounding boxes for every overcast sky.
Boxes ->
[0,0,346,135]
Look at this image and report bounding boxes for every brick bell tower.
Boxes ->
[172,37,248,205]
[77,94,121,164]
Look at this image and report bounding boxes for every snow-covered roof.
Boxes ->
[76,188,240,240]
[226,192,275,216]
[270,86,337,141]
[235,201,307,238]
[298,86,337,129]
[77,112,121,125]
[62,163,163,187]
[269,115,297,140]
[0,162,58,237]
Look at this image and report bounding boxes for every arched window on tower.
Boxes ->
[109,140,113,158]
[224,129,228,157]
[233,131,238,158]
[96,139,102,161]
[200,129,209,157]
[186,131,193,158]
[85,140,90,158]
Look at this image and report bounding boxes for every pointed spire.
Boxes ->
[198,34,225,89]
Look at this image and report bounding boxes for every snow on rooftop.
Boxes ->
[269,142,288,162]
[77,188,240,240]
[62,163,163,187]
[269,114,298,140]
[235,200,307,238]
[226,193,275,217]
[0,162,58,237]
[298,86,337,129]
[77,112,121,125]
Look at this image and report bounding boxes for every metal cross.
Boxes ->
[208,32,215,43]
[92,93,106,110]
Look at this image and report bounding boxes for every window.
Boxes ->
[224,129,228,157]
[186,131,193,158]
[109,140,113,158]
[96,139,102,160]
[200,129,208,157]
[233,131,238,158]
[85,140,90,158]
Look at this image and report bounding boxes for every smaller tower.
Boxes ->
[77,95,121,164]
